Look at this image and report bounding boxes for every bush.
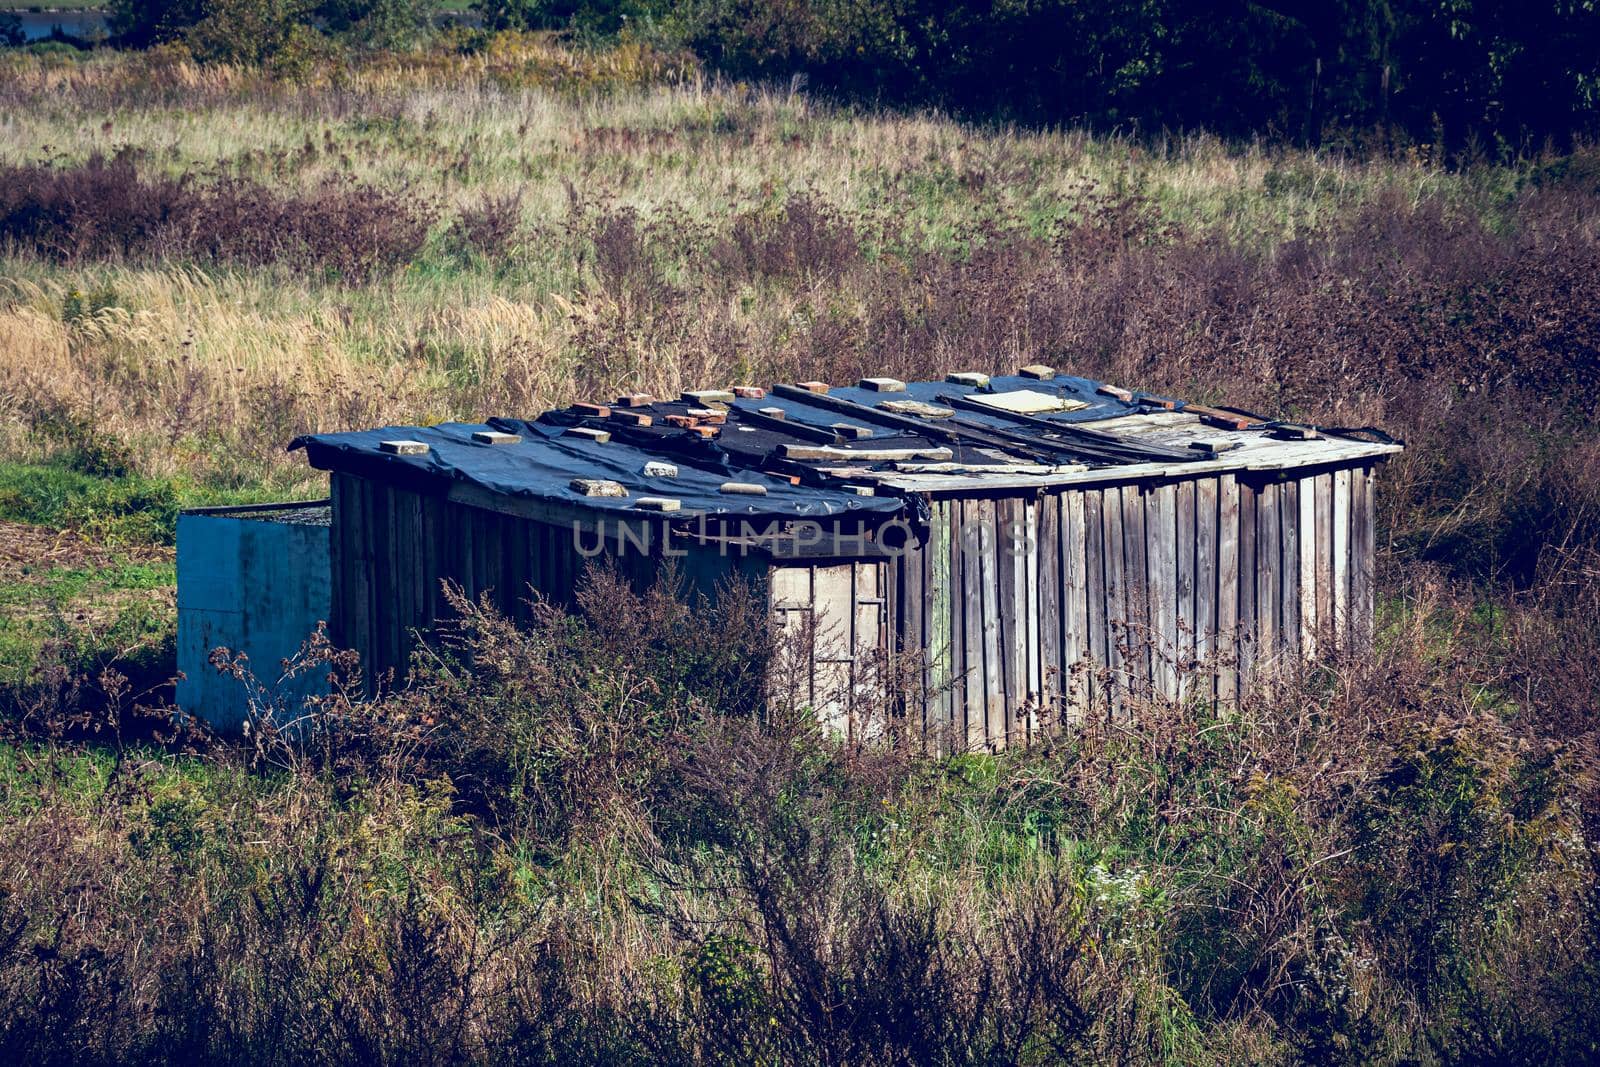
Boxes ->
[4,569,1597,1063]
[0,152,435,282]
[244,565,773,849]
[443,192,523,262]
[111,0,436,56]
[1,552,1598,1063]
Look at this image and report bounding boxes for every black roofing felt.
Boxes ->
[291,420,901,523]
[288,372,1216,524]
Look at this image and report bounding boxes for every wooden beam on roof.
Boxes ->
[938,393,1198,463]
[1183,404,1255,431]
[890,461,1089,475]
[877,439,1402,495]
[770,383,1044,461]
[779,443,954,462]
[734,406,841,442]
[880,399,956,418]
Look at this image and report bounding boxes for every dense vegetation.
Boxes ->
[0,37,1597,1065]
[14,0,1581,153]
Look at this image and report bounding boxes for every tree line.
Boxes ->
[94,0,1600,152]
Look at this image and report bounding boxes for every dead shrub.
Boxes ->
[0,153,434,282]
[444,191,523,262]
[710,193,863,286]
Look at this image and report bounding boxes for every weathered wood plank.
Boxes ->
[1257,480,1280,686]
[328,475,348,651]
[768,565,811,710]
[456,497,476,606]
[1022,498,1041,740]
[398,488,422,670]
[812,563,854,735]
[1352,465,1376,652]
[1298,473,1317,660]
[382,483,405,683]
[407,490,426,665]
[1280,478,1301,670]
[927,504,952,752]
[346,477,365,671]
[1315,472,1334,653]
[882,557,901,737]
[1217,474,1240,704]
[347,474,370,675]
[329,475,352,653]
[1147,482,1178,700]
[1122,484,1150,703]
[1064,491,1090,722]
[367,481,388,681]
[996,498,1021,744]
[1102,488,1128,715]
[1333,467,1352,651]
[977,499,1005,748]
[1038,492,1062,727]
[417,492,442,627]
[488,512,510,611]
[531,513,554,610]
[852,563,884,742]
[501,506,527,621]
[1175,479,1196,702]
[894,530,916,742]
[1082,489,1107,718]
[960,500,984,749]
[1194,478,1218,704]
[362,477,382,683]
[1238,479,1258,692]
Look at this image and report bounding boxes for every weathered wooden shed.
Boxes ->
[271,369,1401,749]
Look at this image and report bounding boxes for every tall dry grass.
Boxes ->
[0,47,1597,1063]
[0,42,1550,498]
[1,566,1594,1065]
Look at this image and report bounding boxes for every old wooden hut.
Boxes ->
[182,369,1400,746]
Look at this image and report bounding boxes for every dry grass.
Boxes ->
[0,46,1596,1061]
[0,41,1540,504]
[0,568,1593,1065]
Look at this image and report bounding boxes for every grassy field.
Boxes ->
[0,40,1598,1065]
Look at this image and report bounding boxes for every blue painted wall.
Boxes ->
[176,509,331,733]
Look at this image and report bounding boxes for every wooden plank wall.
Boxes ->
[770,561,889,742]
[328,461,1381,747]
[884,461,1381,750]
[330,476,755,688]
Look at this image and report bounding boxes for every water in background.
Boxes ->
[7,9,475,41]
[11,10,110,41]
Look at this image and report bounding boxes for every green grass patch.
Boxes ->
[0,463,182,545]
[0,559,173,610]
[0,579,175,685]
[0,461,286,546]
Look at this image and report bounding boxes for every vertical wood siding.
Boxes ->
[332,479,759,688]
[875,461,1382,750]
[330,459,1384,751]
